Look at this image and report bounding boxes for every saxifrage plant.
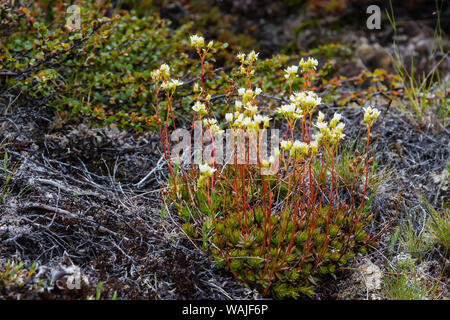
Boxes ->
[152,33,379,298]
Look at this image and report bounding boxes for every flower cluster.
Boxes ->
[151,63,169,81]
[315,111,346,146]
[223,81,271,130]
[190,34,205,49]
[199,162,216,177]
[197,162,216,187]
[277,103,303,120]
[238,87,262,104]
[290,91,322,114]
[161,79,183,91]
[237,50,259,76]
[299,57,318,72]
[277,91,322,120]
[280,137,319,159]
[261,155,276,168]
[203,118,223,136]
[190,34,214,55]
[192,101,207,117]
[151,64,182,93]
[363,106,380,127]
[237,50,259,65]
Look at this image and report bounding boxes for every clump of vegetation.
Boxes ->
[386,0,449,123]
[0,1,213,130]
[156,33,379,298]
[0,261,44,300]
[424,201,450,256]
[382,255,440,300]
[0,151,19,204]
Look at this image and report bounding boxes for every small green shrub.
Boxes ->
[0,1,216,130]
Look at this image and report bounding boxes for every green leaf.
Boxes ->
[3,152,7,172]
[160,203,166,218]
[96,281,103,300]
[388,228,400,253]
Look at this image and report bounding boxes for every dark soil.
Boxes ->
[0,103,252,299]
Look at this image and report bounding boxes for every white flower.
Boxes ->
[284,65,299,80]
[363,106,380,124]
[261,115,271,128]
[209,124,224,136]
[293,109,303,120]
[290,91,321,111]
[332,130,345,142]
[280,140,292,150]
[171,79,182,87]
[277,103,297,117]
[292,141,309,155]
[151,69,160,81]
[233,113,244,127]
[314,133,323,144]
[190,34,205,49]
[246,50,259,64]
[241,117,251,127]
[261,156,276,168]
[225,113,233,122]
[161,79,182,91]
[292,140,301,150]
[317,111,325,123]
[335,122,345,131]
[192,101,207,115]
[372,108,380,120]
[269,155,275,164]
[330,112,342,128]
[237,52,246,63]
[332,112,342,122]
[253,114,263,124]
[237,88,258,103]
[245,104,258,115]
[203,118,217,127]
[235,101,243,110]
[316,121,328,130]
[159,64,170,78]
[199,163,216,176]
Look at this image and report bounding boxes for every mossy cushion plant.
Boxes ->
[154,34,380,299]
